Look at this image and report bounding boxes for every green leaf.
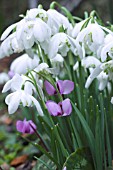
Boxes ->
[63,148,94,170]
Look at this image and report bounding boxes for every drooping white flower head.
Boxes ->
[2,73,35,95]
[47,9,73,35]
[85,59,113,90]
[0,32,24,59]
[75,23,105,58]
[48,33,76,59]
[5,90,43,115]
[72,19,88,38]
[10,53,40,75]
[101,40,113,62]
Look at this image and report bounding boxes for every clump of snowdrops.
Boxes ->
[1,1,113,170]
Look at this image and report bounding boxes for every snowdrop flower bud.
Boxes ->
[16,118,36,134]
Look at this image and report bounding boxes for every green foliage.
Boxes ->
[33,155,56,170]
[63,148,94,170]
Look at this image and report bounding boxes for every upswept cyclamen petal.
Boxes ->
[44,80,74,96]
[44,81,56,95]
[57,80,74,94]
[46,100,62,116]
[16,118,36,134]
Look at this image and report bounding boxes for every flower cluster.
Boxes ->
[1,2,113,170]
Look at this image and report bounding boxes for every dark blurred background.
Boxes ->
[0,0,113,72]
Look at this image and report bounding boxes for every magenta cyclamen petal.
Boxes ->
[61,98,72,116]
[62,80,74,94]
[44,80,56,96]
[16,118,36,134]
[46,98,72,117]
[57,80,64,94]
[46,100,62,116]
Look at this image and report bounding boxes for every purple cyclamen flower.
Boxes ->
[44,80,74,96]
[46,98,72,116]
[16,118,36,134]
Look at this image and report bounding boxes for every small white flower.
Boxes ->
[85,65,102,88]
[5,90,43,115]
[0,32,24,59]
[48,33,75,59]
[47,9,72,35]
[101,41,113,62]
[97,72,108,91]
[76,23,105,58]
[72,19,88,38]
[10,53,40,75]
[26,8,47,21]
[2,74,35,96]
[81,56,101,68]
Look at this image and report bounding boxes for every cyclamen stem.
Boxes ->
[30,123,49,152]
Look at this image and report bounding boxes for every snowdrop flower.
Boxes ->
[46,98,72,116]
[81,56,101,68]
[5,89,43,115]
[44,80,74,96]
[48,33,75,59]
[16,118,36,134]
[16,18,51,50]
[72,19,88,38]
[73,56,101,71]
[2,74,35,96]
[76,23,105,58]
[2,74,23,93]
[101,60,113,81]
[50,54,64,73]
[10,53,40,75]
[97,72,108,91]
[0,72,9,85]
[0,32,24,59]
[25,8,47,21]
[85,60,113,89]
[101,41,113,62]
[47,9,72,35]
[85,65,102,88]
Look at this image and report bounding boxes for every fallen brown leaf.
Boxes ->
[10,155,28,166]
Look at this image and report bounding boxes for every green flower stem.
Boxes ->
[29,71,46,110]
[30,123,49,152]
